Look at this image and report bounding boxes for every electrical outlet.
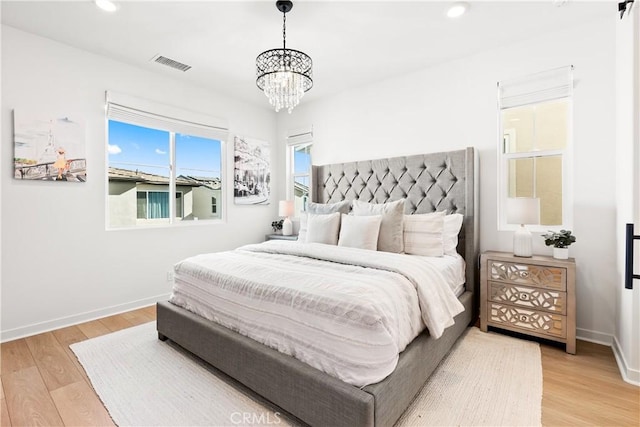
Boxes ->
[166,271,174,282]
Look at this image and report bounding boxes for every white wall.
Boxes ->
[278,17,618,343]
[1,26,279,341]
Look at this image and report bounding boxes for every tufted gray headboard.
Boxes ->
[312,147,479,300]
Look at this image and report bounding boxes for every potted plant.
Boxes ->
[271,219,284,233]
[542,229,576,259]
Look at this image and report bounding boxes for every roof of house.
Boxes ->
[108,167,220,189]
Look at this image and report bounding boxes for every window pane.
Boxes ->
[292,144,311,214]
[148,192,169,219]
[108,120,170,227]
[175,134,222,221]
[136,192,147,219]
[294,145,311,173]
[175,192,183,218]
[537,156,563,226]
[536,101,568,151]
[508,155,562,226]
[502,99,568,154]
[294,175,310,213]
[507,158,534,198]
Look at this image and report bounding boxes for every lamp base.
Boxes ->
[282,217,293,236]
[513,225,533,257]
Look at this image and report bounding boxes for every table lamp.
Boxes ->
[279,200,295,236]
[507,197,540,257]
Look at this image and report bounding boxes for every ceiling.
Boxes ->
[1,1,610,111]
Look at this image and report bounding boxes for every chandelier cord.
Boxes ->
[282,12,287,51]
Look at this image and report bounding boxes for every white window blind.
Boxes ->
[286,127,313,145]
[498,65,573,109]
[105,91,229,141]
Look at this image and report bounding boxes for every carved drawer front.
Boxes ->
[489,261,566,291]
[489,282,566,315]
[489,302,566,338]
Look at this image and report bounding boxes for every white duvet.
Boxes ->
[169,241,465,387]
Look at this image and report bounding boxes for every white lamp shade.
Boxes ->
[507,198,540,225]
[278,200,294,217]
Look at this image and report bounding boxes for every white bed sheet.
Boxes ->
[169,241,465,387]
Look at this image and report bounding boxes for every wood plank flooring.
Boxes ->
[1,305,638,426]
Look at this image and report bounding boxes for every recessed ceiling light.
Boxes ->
[95,0,118,13]
[447,2,469,18]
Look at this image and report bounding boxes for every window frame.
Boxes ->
[497,96,574,233]
[105,92,228,230]
[286,129,313,217]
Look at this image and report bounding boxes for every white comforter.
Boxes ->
[169,241,465,387]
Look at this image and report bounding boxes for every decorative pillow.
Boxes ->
[307,200,351,215]
[403,211,446,257]
[338,214,382,251]
[351,199,405,253]
[305,212,341,245]
[443,213,464,255]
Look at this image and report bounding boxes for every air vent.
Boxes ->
[151,55,192,72]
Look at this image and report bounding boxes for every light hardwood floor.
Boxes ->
[1,306,638,426]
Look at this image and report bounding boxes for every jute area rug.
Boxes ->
[71,323,542,427]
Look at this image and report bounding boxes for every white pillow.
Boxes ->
[338,214,382,251]
[351,199,405,253]
[305,212,341,245]
[444,213,464,255]
[403,211,445,257]
[297,214,308,242]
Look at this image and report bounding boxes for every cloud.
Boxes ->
[155,148,167,155]
[108,144,122,155]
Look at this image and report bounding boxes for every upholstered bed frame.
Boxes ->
[157,147,478,427]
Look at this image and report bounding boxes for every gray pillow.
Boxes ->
[298,201,351,242]
[307,200,351,215]
[351,199,405,253]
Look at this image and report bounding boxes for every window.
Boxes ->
[286,129,313,215]
[135,191,183,219]
[106,92,227,228]
[498,67,573,231]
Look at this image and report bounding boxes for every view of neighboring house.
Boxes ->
[108,167,221,227]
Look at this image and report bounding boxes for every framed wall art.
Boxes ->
[233,135,270,205]
[13,110,86,182]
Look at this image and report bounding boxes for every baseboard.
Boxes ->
[576,328,613,346]
[0,293,170,343]
[612,336,640,386]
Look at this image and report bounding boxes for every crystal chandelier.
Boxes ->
[256,1,313,114]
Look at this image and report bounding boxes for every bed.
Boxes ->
[157,147,478,427]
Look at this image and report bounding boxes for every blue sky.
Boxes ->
[294,147,310,174]
[108,120,222,178]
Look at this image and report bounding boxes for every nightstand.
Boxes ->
[265,234,298,241]
[480,251,576,354]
